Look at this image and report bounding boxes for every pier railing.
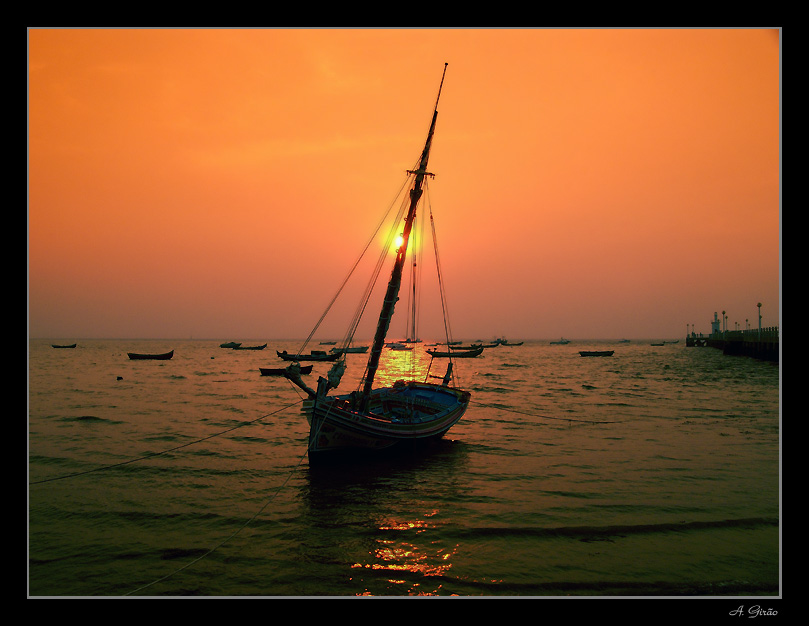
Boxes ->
[686,327,779,362]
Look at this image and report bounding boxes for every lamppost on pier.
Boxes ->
[758,302,762,339]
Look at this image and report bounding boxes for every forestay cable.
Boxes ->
[295,176,411,357]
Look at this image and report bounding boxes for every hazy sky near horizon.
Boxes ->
[28,28,780,341]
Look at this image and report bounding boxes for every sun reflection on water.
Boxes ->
[350,511,459,595]
[371,346,449,389]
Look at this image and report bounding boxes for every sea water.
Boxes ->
[28,339,780,597]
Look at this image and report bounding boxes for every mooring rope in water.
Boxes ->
[126,431,314,596]
[126,386,343,595]
[28,398,305,486]
[472,400,624,424]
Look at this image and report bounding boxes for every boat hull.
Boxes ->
[427,346,483,358]
[127,350,174,360]
[578,350,614,357]
[260,364,313,376]
[306,381,470,456]
[277,350,341,362]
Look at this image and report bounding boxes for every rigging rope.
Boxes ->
[295,176,412,358]
[126,387,346,595]
[425,183,460,388]
[31,395,317,594]
[125,405,319,596]
[31,378,336,595]
[341,188,409,354]
[28,399,305,486]
[356,169,423,391]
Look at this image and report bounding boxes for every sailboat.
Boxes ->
[286,64,471,458]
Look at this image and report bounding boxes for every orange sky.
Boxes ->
[28,28,780,341]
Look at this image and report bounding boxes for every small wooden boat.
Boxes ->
[260,364,313,376]
[579,350,614,357]
[427,346,484,358]
[496,339,523,346]
[277,349,342,362]
[127,350,174,360]
[51,343,77,349]
[233,343,267,350]
[550,337,570,345]
[332,345,369,354]
[220,341,241,348]
[651,343,664,346]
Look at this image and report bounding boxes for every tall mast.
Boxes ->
[360,63,448,405]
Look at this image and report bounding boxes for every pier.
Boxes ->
[686,310,779,362]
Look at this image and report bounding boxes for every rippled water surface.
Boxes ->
[28,339,780,597]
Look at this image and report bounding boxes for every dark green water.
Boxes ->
[28,339,780,597]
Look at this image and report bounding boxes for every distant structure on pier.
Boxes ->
[686,307,778,362]
[711,312,721,336]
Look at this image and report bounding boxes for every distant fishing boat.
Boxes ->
[579,350,614,357]
[427,346,484,358]
[331,345,369,354]
[495,338,523,346]
[220,341,241,348]
[550,337,570,345]
[277,349,341,362]
[260,364,313,376]
[51,343,76,349]
[651,343,664,346]
[127,350,174,360]
[233,343,267,350]
[285,65,471,457]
